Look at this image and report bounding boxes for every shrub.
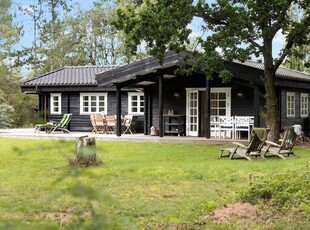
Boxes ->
[239,163,310,213]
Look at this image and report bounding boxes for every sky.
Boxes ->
[11,0,97,76]
[11,0,287,76]
[12,0,96,50]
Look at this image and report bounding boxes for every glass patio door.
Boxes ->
[186,88,231,137]
[186,90,199,136]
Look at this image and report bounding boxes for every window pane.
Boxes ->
[219,101,226,107]
[219,93,226,99]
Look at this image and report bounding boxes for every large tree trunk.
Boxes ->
[263,38,280,142]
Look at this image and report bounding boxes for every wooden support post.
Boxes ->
[254,86,260,128]
[158,74,164,137]
[144,88,149,135]
[116,85,122,137]
[205,78,211,138]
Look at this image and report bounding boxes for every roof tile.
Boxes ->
[21,66,120,86]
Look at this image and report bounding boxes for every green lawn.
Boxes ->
[0,138,309,229]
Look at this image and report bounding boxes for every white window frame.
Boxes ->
[300,93,308,117]
[286,92,295,117]
[128,92,144,115]
[80,93,108,115]
[210,87,231,117]
[50,93,61,115]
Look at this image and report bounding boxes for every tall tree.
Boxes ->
[282,6,310,73]
[114,0,310,141]
[0,0,20,128]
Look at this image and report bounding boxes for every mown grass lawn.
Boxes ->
[0,138,309,229]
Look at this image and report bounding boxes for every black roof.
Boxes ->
[233,60,310,82]
[95,51,310,86]
[21,65,120,87]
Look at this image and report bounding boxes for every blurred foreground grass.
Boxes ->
[0,138,309,229]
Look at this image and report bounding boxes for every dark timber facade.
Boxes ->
[21,66,144,132]
[21,52,310,136]
[95,51,310,138]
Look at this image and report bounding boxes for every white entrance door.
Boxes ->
[186,90,199,136]
[186,88,231,137]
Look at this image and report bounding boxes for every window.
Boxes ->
[80,93,107,115]
[210,88,231,116]
[50,93,61,114]
[128,92,144,114]
[301,93,308,117]
[286,92,295,117]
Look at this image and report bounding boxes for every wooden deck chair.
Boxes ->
[220,128,270,161]
[123,115,137,134]
[90,115,97,133]
[34,121,53,133]
[105,115,116,134]
[263,126,299,159]
[91,115,106,134]
[47,113,72,133]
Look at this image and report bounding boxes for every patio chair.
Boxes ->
[234,116,251,140]
[90,115,97,133]
[46,113,72,133]
[210,116,221,138]
[105,115,116,134]
[34,121,54,133]
[123,115,137,134]
[220,128,270,160]
[218,116,234,139]
[262,126,299,159]
[90,114,106,134]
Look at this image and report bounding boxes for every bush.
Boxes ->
[239,163,310,213]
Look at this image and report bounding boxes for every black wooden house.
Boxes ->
[21,51,310,136]
[95,51,310,137]
[21,66,145,132]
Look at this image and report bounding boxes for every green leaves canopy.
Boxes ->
[114,0,310,141]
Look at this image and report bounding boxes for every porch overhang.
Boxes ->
[95,51,197,87]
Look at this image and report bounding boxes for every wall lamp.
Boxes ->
[174,92,181,98]
[237,91,244,97]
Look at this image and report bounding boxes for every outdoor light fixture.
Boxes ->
[174,92,181,97]
[237,91,244,97]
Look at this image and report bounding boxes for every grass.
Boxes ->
[0,138,309,229]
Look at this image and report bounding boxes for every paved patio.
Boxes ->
[0,128,244,145]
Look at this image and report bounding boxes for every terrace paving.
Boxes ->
[0,128,244,145]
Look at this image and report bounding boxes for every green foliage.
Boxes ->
[114,0,193,63]
[240,164,310,213]
[0,0,20,52]
[114,0,310,140]
[0,139,309,229]
[0,90,14,128]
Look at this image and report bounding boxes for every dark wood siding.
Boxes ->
[280,89,310,133]
[149,74,262,130]
[39,91,143,132]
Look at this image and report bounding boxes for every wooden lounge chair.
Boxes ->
[46,113,72,133]
[220,128,270,160]
[34,121,53,133]
[263,126,299,159]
